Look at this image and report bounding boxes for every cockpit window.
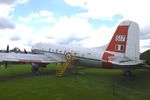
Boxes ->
[56,49,58,53]
[74,52,77,56]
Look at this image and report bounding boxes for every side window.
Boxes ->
[52,49,54,52]
[56,49,58,53]
[73,52,77,56]
[81,54,85,57]
[87,53,91,55]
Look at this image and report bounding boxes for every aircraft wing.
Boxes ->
[0,52,65,63]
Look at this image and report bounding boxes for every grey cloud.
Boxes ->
[140,26,150,40]
[0,0,27,5]
[141,45,150,48]
[0,17,15,29]
[56,36,84,45]
[10,35,21,41]
[25,40,33,47]
[46,36,54,39]
[141,42,150,51]
[0,0,16,5]
[141,45,150,52]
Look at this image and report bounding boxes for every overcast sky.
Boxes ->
[0,0,150,52]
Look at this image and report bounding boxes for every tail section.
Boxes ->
[106,22,129,53]
[102,20,140,67]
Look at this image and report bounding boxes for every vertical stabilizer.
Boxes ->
[106,20,140,59]
[102,20,140,67]
[125,21,140,59]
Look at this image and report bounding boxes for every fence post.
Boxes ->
[113,83,115,96]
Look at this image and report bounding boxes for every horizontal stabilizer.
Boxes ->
[108,56,143,66]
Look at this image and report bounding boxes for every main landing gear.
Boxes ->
[124,70,132,76]
[31,63,41,74]
[32,67,40,74]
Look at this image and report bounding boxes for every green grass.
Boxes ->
[0,64,150,100]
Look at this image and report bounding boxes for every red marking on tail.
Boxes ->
[102,25,129,68]
[102,52,114,68]
[106,26,129,53]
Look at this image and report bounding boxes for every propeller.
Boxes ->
[24,49,28,54]
[6,45,9,53]
[5,45,9,68]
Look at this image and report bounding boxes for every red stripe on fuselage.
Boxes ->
[17,60,42,63]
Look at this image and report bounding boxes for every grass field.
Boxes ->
[0,64,150,100]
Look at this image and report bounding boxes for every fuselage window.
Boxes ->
[56,49,58,53]
[52,49,54,52]
[74,52,77,56]
[87,53,91,55]
[81,54,85,57]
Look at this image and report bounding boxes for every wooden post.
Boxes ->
[113,83,115,96]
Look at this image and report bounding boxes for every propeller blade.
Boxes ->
[6,45,9,53]
[24,49,28,54]
[5,45,9,68]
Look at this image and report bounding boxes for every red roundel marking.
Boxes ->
[65,52,72,60]
[102,52,114,68]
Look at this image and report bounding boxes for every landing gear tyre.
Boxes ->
[124,71,132,76]
[32,67,39,74]
[32,67,36,73]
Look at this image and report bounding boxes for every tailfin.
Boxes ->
[105,20,140,60]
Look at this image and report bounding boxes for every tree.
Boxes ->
[140,49,150,65]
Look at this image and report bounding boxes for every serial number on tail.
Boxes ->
[116,35,126,42]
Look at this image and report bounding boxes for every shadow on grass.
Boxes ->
[0,69,56,82]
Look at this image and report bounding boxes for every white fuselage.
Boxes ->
[31,42,106,67]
